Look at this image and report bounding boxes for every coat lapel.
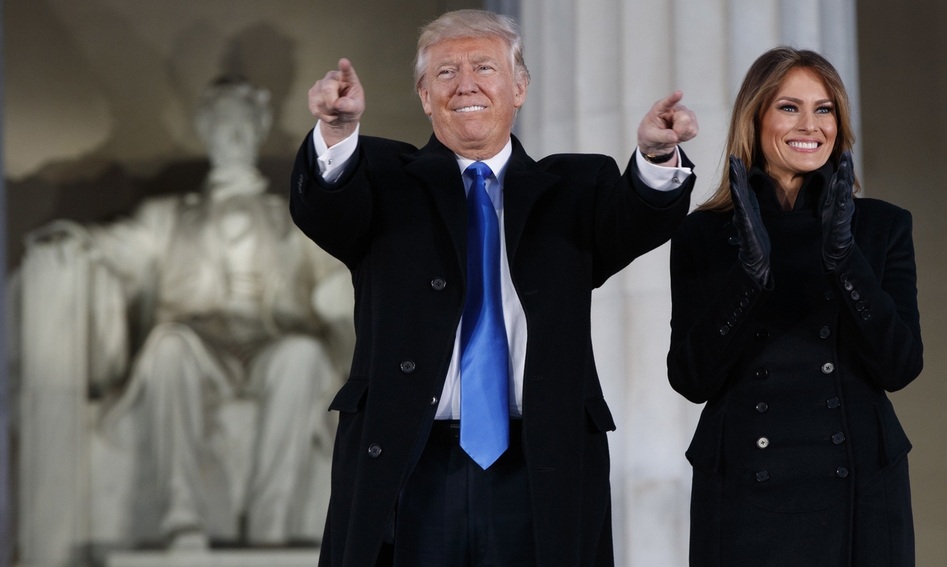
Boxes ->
[403,136,468,275]
[402,134,560,277]
[502,136,559,263]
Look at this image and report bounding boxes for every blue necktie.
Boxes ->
[460,162,510,470]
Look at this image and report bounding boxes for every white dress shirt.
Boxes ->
[311,123,691,418]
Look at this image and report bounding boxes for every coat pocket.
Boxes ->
[685,401,726,475]
[585,396,617,433]
[328,376,369,413]
[872,400,912,469]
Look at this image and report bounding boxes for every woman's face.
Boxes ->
[759,67,838,189]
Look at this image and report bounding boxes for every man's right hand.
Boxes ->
[309,58,365,147]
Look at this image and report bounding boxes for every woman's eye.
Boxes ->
[816,106,834,114]
[779,104,798,112]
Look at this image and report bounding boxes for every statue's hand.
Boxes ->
[25,219,91,248]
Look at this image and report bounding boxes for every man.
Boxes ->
[290,9,697,567]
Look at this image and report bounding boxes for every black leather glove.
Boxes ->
[821,150,855,271]
[729,156,772,288]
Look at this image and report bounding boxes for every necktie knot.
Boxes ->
[465,161,493,185]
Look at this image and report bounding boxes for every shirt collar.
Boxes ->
[454,139,513,182]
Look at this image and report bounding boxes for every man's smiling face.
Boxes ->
[418,35,527,160]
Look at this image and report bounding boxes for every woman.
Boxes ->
[668,47,923,566]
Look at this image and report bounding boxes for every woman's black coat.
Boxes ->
[668,164,923,566]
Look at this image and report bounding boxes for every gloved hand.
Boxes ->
[729,156,772,288]
[821,150,855,271]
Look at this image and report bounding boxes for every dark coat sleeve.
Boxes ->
[588,150,695,286]
[666,211,772,403]
[289,132,417,269]
[831,202,923,391]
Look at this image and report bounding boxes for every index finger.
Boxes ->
[654,90,684,113]
[337,58,361,88]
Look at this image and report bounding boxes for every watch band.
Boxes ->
[643,148,676,164]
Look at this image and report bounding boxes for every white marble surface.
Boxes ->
[105,550,319,567]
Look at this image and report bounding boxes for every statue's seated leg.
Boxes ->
[244,334,338,545]
[132,322,237,550]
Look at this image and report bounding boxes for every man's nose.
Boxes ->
[456,68,479,93]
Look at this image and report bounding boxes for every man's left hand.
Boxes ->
[637,91,698,166]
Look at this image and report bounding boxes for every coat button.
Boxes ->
[861,311,872,320]
[756,437,770,449]
[756,402,769,413]
[755,329,769,341]
[821,362,835,374]
[756,470,770,482]
[826,397,841,409]
[400,360,416,374]
[850,290,861,301]
[831,432,846,445]
[430,396,438,405]
[431,277,447,291]
[755,367,769,379]
[836,466,849,479]
[368,444,382,458]
[824,290,835,301]
[719,325,731,336]
[843,280,854,291]
[819,326,831,339]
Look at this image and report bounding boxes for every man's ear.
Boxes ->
[513,79,528,109]
[419,87,433,116]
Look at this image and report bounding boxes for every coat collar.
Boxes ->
[401,134,560,270]
[748,161,834,215]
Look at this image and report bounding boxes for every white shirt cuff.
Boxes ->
[635,147,692,192]
[312,121,360,184]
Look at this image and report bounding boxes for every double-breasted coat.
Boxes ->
[668,164,923,566]
[290,132,694,567]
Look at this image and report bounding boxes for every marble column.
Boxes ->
[0,1,12,564]
[516,1,859,564]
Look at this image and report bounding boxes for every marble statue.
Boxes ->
[15,76,352,558]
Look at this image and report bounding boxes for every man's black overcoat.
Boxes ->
[290,132,694,567]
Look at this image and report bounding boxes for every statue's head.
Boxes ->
[194,75,272,169]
